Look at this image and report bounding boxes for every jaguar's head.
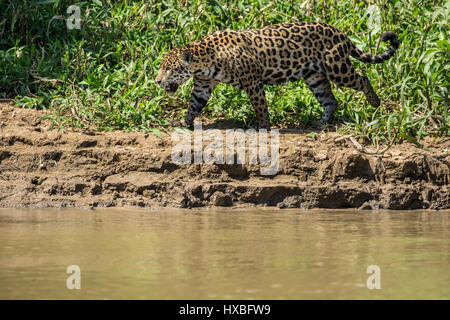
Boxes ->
[155,47,193,94]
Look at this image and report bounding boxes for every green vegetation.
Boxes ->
[0,0,448,144]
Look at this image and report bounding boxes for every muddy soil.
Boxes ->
[0,100,449,210]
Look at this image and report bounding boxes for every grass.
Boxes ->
[0,0,448,145]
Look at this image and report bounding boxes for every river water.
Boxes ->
[0,208,449,299]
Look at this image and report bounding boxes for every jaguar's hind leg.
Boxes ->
[327,58,381,107]
[303,71,338,124]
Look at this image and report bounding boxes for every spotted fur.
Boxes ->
[155,21,399,129]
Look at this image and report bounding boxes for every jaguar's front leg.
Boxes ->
[243,81,270,129]
[184,77,217,129]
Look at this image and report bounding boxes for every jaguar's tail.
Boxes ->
[349,32,399,64]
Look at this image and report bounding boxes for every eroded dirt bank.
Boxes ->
[0,101,449,210]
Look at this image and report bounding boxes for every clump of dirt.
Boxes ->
[0,100,449,210]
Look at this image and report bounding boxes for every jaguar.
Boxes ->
[155,21,399,129]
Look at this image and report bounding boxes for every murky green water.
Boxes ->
[0,208,449,299]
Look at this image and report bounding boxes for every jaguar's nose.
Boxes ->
[156,79,162,86]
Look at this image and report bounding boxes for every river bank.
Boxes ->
[0,101,448,210]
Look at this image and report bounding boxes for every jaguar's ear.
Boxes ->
[181,49,193,64]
